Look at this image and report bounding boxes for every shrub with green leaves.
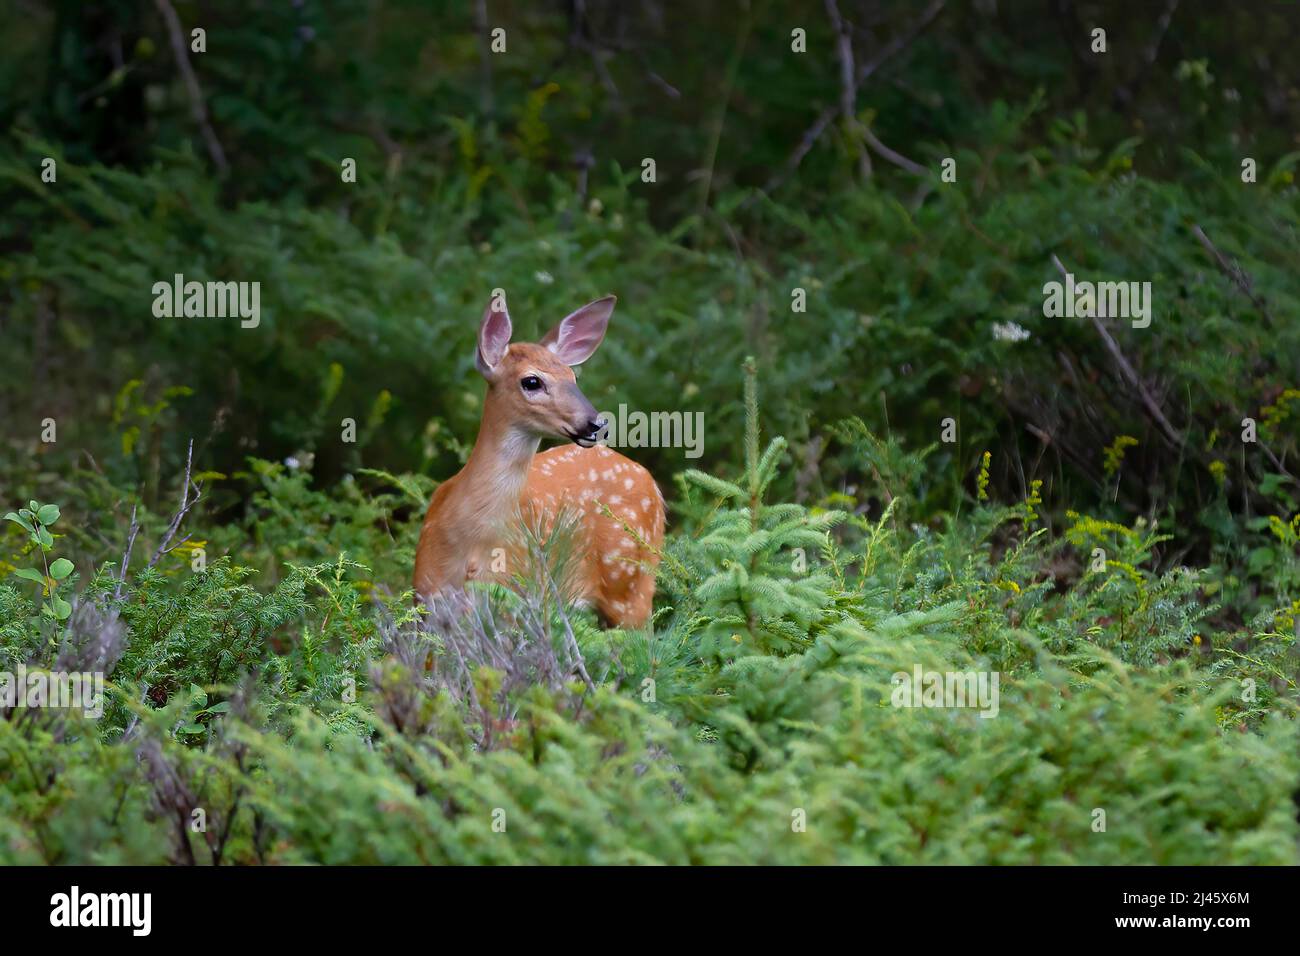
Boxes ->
[3,501,75,624]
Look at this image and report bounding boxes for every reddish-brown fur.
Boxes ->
[414,298,663,628]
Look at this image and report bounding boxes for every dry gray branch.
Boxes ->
[749,0,945,206]
[149,439,203,569]
[154,0,228,174]
[1051,254,1181,448]
[1191,223,1276,329]
[825,0,871,179]
[861,124,928,176]
[114,504,139,602]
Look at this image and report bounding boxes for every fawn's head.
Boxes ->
[474,295,615,446]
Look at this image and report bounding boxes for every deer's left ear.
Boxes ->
[541,295,616,366]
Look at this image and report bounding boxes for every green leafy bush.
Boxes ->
[2,368,1295,864]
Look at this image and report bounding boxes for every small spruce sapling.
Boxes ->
[679,358,847,656]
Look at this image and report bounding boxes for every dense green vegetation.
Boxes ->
[1,1,1298,863]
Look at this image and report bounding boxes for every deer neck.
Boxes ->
[455,397,540,529]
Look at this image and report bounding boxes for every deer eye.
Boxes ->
[520,375,543,392]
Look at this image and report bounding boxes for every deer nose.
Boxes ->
[588,416,608,437]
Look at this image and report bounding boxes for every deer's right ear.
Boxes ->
[475,297,513,379]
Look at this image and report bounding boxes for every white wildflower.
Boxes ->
[991,321,1031,343]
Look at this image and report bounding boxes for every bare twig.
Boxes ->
[825,0,871,179]
[635,53,681,99]
[1191,223,1275,329]
[1115,0,1181,106]
[746,0,944,206]
[1143,0,1181,68]
[861,124,928,176]
[154,0,228,174]
[121,684,148,743]
[149,439,203,569]
[1258,440,1298,485]
[1051,254,1181,447]
[749,106,839,204]
[114,505,139,602]
[1022,419,1104,488]
[856,24,934,181]
[854,0,947,86]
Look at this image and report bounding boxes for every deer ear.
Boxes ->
[540,296,616,366]
[476,296,513,378]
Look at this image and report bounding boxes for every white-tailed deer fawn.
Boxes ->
[414,295,664,628]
